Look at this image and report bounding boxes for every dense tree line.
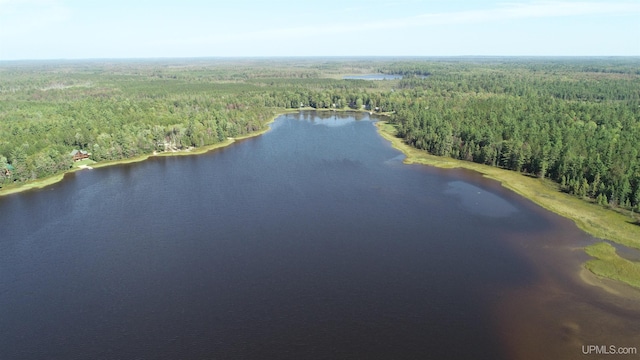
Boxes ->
[1,58,639,214]
[383,59,640,211]
[0,60,386,184]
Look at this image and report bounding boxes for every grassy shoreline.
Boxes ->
[0,108,366,197]
[375,121,640,289]
[0,113,284,198]
[4,111,638,289]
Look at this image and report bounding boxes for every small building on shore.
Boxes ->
[70,149,90,161]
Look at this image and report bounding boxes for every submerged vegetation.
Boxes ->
[1,57,640,287]
[585,242,640,289]
[377,121,640,289]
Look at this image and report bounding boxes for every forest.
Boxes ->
[1,57,639,214]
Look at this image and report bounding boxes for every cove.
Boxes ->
[1,111,639,360]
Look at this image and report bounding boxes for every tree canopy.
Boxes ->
[1,58,639,213]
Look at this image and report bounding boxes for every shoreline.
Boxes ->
[4,111,638,288]
[375,121,640,289]
[0,112,287,198]
[0,108,371,198]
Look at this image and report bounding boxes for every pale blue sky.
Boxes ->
[0,0,638,60]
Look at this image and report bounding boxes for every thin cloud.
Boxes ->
[0,0,71,38]
[0,0,62,12]
[411,1,640,25]
[176,1,640,46]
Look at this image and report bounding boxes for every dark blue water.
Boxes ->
[0,112,595,359]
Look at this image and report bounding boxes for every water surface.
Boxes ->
[1,112,639,359]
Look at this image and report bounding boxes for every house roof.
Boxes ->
[5,164,14,171]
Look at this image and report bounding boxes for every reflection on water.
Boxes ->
[312,116,354,127]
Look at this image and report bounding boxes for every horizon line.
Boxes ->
[2,55,640,63]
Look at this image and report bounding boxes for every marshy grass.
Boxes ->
[376,121,640,289]
[585,242,640,289]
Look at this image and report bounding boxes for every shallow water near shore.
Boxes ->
[1,111,638,359]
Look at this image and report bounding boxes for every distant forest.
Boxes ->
[1,58,639,211]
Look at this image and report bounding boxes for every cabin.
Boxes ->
[70,149,90,161]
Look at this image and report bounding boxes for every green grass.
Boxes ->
[585,242,640,289]
[0,173,68,196]
[72,159,96,168]
[376,121,640,289]
[90,154,157,169]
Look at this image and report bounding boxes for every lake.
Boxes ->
[1,112,639,359]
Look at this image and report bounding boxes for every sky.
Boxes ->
[0,0,639,60]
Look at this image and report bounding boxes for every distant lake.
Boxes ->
[343,74,404,80]
[1,112,638,360]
